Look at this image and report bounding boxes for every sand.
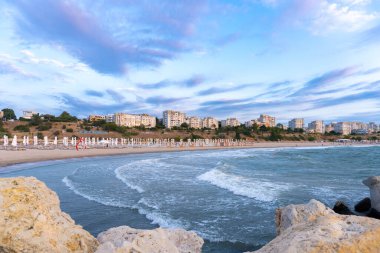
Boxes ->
[0,141,371,168]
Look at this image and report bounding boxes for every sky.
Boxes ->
[0,0,380,124]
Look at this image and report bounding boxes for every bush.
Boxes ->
[84,126,91,131]
[308,136,316,141]
[37,132,44,139]
[62,125,66,129]
[66,128,74,133]
[53,130,60,136]
[37,123,52,131]
[14,125,30,132]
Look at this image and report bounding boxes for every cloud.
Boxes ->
[144,96,188,106]
[7,0,207,75]
[139,75,205,89]
[214,32,242,47]
[196,83,254,96]
[184,74,205,87]
[0,60,38,79]
[106,89,125,103]
[363,23,380,42]
[85,90,104,97]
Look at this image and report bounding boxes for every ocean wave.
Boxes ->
[114,165,145,193]
[197,169,292,202]
[62,176,129,208]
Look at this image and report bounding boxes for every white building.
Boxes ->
[258,114,276,128]
[105,114,115,123]
[115,113,156,128]
[288,118,304,130]
[185,116,201,129]
[23,111,38,119]
[308,120,325,133]
[221,118,240,127]
[201,117,219,129]
[369,122,379,133]
[244,119,259,128]
[88,115,106,121]
[163,110,186,128]
[0,111,3,119]
[334,122,351,135]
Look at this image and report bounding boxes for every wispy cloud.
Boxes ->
[85,90,104,98]
[196,83,255,96]
[145,96,188,106]
[139,75,205,89]
[0,60,38,79]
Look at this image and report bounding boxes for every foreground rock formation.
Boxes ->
[0,177,98,253]
[363,176,380,212]
[251,199,380,253]
[0,177,204,253]
[96,226,204,253]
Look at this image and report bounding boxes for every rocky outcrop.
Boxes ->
[332,200,354,215]
[355,197,371,212]
[95,226,204,253]
[0,177,98,253]
[251,199,380,253]
[363,176,380,212]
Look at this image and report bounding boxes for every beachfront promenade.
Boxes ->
[0,135,255,150]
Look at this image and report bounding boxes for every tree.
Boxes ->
[57,111,78,122]
[180,122,189,129]
[1,108,16,120]
[29,114,42,126]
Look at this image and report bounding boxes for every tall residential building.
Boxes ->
[0,111,3,119]
[115,113,156,128]
[88,115,106,122]
[105,114,115,123]
[288,118,304,130]
[23,111,38,119]
[221,118,240,127]
[325,123,336,133]
[244,119,259,128]
[369,122,379,133]
[201,117,219,129]
[308,120,325,133]
[185,116,201,129]
[163,110,186,128]
[334,122,351,135]
[258,114,276,128]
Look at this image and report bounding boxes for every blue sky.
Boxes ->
[0,0,380,123]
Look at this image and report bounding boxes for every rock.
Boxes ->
[275,199,334,235]
[355,197,371,212]
[332,200,354,215]
[367,208,380,219]
[363,176,380,211]
[96,226,204,253]
[0,177,98,253]
[249,199,380,253]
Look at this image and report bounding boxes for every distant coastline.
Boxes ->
[1,141,378,168]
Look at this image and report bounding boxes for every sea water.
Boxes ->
[1,145,379,252]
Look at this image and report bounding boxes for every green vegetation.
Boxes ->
[66,128,74,133]
[0,121,9,136]
[13,125,30,132]
[1,108,17,120]
[37,122,52,131]
[37,132,44,139]
[308,136,316,141]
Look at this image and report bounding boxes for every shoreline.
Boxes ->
[0,141,377,168]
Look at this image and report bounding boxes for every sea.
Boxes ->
[1,145,379,252]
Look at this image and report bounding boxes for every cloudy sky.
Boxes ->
[0,0,380,123]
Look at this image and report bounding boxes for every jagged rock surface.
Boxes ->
[95,226,204,253]
[0,177,98,253]
[363,176,380,212]
[250,199,380,253]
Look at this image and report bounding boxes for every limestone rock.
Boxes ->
[275,199,334,235]
[355,197,371,213]
[363,176,380,212]
[0,177,98,253]
[96,225,204,253]
[250,199,380,253]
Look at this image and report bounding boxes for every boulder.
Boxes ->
[95,226,204,253]
[249,199,380,253]
[363,176,380,211]
[355,197,371,213]
[0,177,98,253]
[332,201,354,215]
[367,208,380,219]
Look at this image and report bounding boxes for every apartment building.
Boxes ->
[288,118,304,130]
[105,114,115,123]
[308,120,325,133]
[88,115,106,122]
[258,114,276,128]
[115,113,156,128]
[23,110,38,119]
[334,122,351,135]
[369,122,379,132]
[201,117,219,129]
[244,119,259,128]
[185,116,201,129]
[163,110,186,128]
[221,118,240,127]
[0,111,3,119]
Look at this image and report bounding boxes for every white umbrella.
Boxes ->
[11,135,17,147]
[34,136,38,146]
[53,136,58,145]
[44,136,48,146]
[3,135,8,146]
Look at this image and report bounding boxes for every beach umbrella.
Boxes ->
[11,135,17,147]
[34,136,38,146]
[26,136,29,146]
[44,136,48,146]
[3,135,8,146]
[53,136,58,145]
[23,136,26,146]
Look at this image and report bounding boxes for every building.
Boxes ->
[334,122,351,135]
[22,111,38,119]
[244,120,258,128]
[221,118,240,127]
[308,120,325,133]
[201,117,219,129]
[105,114,115,123]
[325,123,336,133]
[115,113,156,128]
[369,122,379,133]
[258,114,276,128]
[88,115,106,122]
[288,118,304,130]
[163,110,186,128]
[185,116,201,129]
[0,111,3,119]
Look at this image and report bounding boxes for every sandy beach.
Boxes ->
[0,141,369,168]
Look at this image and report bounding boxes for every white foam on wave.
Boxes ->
[197,169,292,202]
[62,176,128,208]
[114,165,145,193]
